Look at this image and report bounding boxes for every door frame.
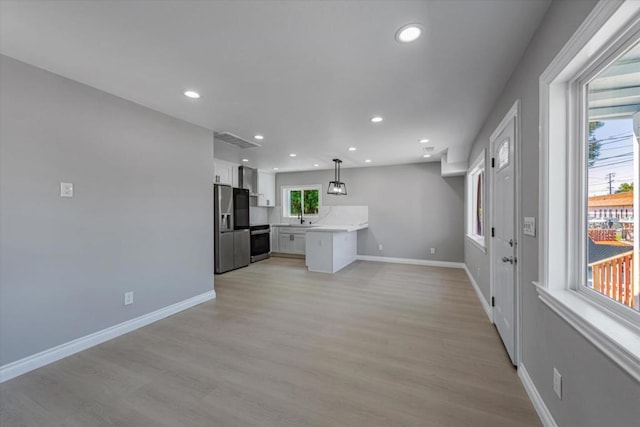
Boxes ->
[489,99,522,365]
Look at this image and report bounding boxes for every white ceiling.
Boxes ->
[0,0,551,172]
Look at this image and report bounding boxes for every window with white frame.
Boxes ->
[539,1,640,381]
[466,151,486,249]
[282,185,321,218]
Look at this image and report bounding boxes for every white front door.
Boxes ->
[491,116,517,365]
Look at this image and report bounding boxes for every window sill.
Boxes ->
[465,234,487,253]
[533,282,640,383]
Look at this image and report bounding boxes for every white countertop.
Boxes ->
[271,223,368,232]
[271,223,317,228]
[305,223,368,232]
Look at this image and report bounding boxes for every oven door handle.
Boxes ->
[251,230,271,235]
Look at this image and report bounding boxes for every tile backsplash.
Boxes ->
[250,206,269,225]
[267,205,368,226]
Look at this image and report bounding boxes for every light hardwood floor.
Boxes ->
[0,258,540,426]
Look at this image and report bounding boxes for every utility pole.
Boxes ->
[605,172,616,194]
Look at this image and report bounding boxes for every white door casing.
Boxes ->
[490,103,520,366]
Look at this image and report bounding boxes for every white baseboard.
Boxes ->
[518,364,557,427]
[0,290,216,383]
[356,255,464,269]
[463,265,492,321]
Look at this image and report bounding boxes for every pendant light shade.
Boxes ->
[327,158,347,195]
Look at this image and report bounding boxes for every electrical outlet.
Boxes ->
[124,291,134,306]
[378,244,383,251]
[60,182,73,198]
[553,368,562,399]
[430,248,436,254]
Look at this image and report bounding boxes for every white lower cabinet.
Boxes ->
[270,227,279,252]
[292,234,306,254]
[275,228,306,255]
[278,234,290,253]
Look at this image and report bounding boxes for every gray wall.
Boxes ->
[464,1,640,426]
[276,163,465,262]
[0,56,214,366]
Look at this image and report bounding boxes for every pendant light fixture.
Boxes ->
[327,158,347,195]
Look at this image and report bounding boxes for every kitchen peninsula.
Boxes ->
[305,223,368,273]
[270,206,368,273]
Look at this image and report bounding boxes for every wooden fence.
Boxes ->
[589,251,636,310]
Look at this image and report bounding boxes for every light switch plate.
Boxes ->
[60,182,73,198]
[553,368,562,399]
[523,217,535,236]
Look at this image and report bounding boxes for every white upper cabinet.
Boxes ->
[257,170,276,207]
[214,159,238,187]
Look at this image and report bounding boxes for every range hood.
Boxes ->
[238,166,258,196]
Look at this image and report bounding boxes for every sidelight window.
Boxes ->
[466,150,486,250]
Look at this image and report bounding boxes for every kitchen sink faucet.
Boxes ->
[297,211,305,225]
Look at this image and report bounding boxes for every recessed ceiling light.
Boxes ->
[365,159,372,163]
[371,116,383,123]
[242,158,249,162]
[273,167,279,170]
[183,90,200,99]
[289,153,297,157]
[348,147,357,151]
[423,154,431,158]
[313,163,320,167]
[419,139,430,143]
[254,135,264,140]
[395,24,423,43]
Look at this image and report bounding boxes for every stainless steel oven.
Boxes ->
[250,225,270,262]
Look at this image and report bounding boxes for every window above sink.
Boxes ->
[282,185,322,218]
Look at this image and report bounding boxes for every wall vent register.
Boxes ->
[214,131,262,149]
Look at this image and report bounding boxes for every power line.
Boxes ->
[589,159,634,169]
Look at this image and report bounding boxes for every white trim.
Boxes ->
[0,290,216,383]
[490,101,520,143]
[465,234,487,253]
[535,283,640,383]
[355,255,464,269]
[489,99,522,365]
[466,149,487,247]
[518,363,558,427]
[463,265,492,321]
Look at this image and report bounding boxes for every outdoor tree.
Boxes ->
[290,190,302,215]
[304,190,319,215]
[588,121,604,167]
[615,182,634,193]
[290,189,319,215]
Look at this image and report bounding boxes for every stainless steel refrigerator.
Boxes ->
[214,184,234,273]
[214,185,250,274]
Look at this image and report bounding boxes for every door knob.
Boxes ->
[502,256,514,264]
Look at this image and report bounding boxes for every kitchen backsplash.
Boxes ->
[268,205,368,226]
[250,206,269,225]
